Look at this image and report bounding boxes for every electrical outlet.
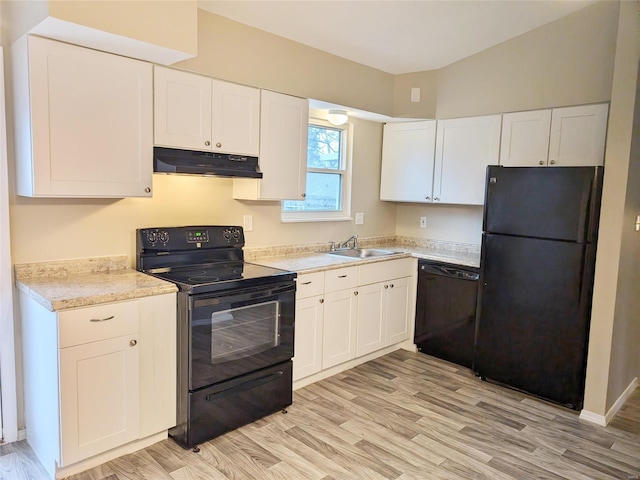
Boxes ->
[420,216,427,228]
[355,213,364,225]
[243,215,253,232]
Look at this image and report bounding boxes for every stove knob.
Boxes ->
[232,229,240,239]
[146,231,158,243]
[223,229,232,240]
[159,231,169,243]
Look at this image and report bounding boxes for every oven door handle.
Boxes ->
[204,371,284,401]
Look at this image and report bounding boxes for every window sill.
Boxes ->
[281,216,353,224]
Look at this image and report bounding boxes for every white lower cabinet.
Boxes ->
[293,295,324,379]
[322,287,359,368]
[293,258,415,383]
[356,282,385,356]
[20,293,176,479]
[60,335,140,465]
[357,276,412,356]
[384,276,411,346]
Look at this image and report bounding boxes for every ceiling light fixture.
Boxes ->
[327,109,348,126]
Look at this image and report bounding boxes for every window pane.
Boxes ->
[307,125,342,170]
[283,173,342,211]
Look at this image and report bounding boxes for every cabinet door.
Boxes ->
[138,293,177,437]
[380,121,436,202]
[59,334,139,466]
[293,295,324,381]
[356,282,385,356]
[21,36,153,197]
[154,66,212,151]
[384,276,411,346]
[211,80,260,156]
[322,288,358,369]
[234,90,308,200]
[500,110,552,166]
[434,115,501,205]
[548,104,608,167]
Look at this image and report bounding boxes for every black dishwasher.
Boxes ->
[414,260,479,368]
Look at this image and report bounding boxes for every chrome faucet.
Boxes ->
[341,234,358,249]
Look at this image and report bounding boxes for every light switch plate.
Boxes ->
[420,216,427,228]
[355,213,364,225]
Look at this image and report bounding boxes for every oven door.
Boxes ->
[188,281,295,390]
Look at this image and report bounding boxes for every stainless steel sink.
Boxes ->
[327,248,398,259]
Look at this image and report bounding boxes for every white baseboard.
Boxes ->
[580,376,638,426]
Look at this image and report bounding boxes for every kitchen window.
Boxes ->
[282,120,352,222]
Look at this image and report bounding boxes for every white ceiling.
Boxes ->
[197,0,597,75]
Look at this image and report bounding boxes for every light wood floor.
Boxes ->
[2,350,639,480]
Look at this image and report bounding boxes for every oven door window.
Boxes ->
[189,283,295,390]
[210,301,279,362]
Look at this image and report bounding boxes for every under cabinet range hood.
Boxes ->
[153,147,262,178]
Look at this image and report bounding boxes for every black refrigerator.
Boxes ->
[474,165,603,410]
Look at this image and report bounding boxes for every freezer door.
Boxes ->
[474,234,594,409]
[483,166,602,242]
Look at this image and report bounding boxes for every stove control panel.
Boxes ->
[186,230,209,243]
[137,226,245,251]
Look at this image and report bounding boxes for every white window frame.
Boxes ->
[281,118,353,223]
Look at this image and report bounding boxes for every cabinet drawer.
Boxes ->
[296,272,324,299]
[59,300,139,348]
[358,258,414,285]
[324,266,358,293]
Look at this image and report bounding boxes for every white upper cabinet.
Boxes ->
[500,104,608,167]
[233,90,309,201]
[12,36,153,198]
[548,104,608,167]
[153,67,212,151]
[154,66,260,156]
[434,115,502,205]
[500,109,552,166]
[380,121,436,203]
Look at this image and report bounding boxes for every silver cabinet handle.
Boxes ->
[539,160,545,165]
[426,196,431,200]
[130,339,137,347]
[434,197,440,201]
[301,281,312,285]
[144,187,151,193]
[319,298,324,304]
[90,315,114,322]
[550,159,556,165]
[338,275,348,278]
[384,285,389,289]
[354,291,359,296]
[205,140,211,146]
[301,193,306,198]
[216,142,222,148]
[390,283,394,288]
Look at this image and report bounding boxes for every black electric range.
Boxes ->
[136,225,296,449]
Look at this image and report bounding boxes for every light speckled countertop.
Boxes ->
[248,236,481,273]
[15,255,177,311]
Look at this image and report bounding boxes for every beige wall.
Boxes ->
[2,0,197,54]
[435,0,618,119]
[392,71,438,119]
[584,0,640,415]
[175,11,395,117]
[48,0,197,55]
[395,204,483,245]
